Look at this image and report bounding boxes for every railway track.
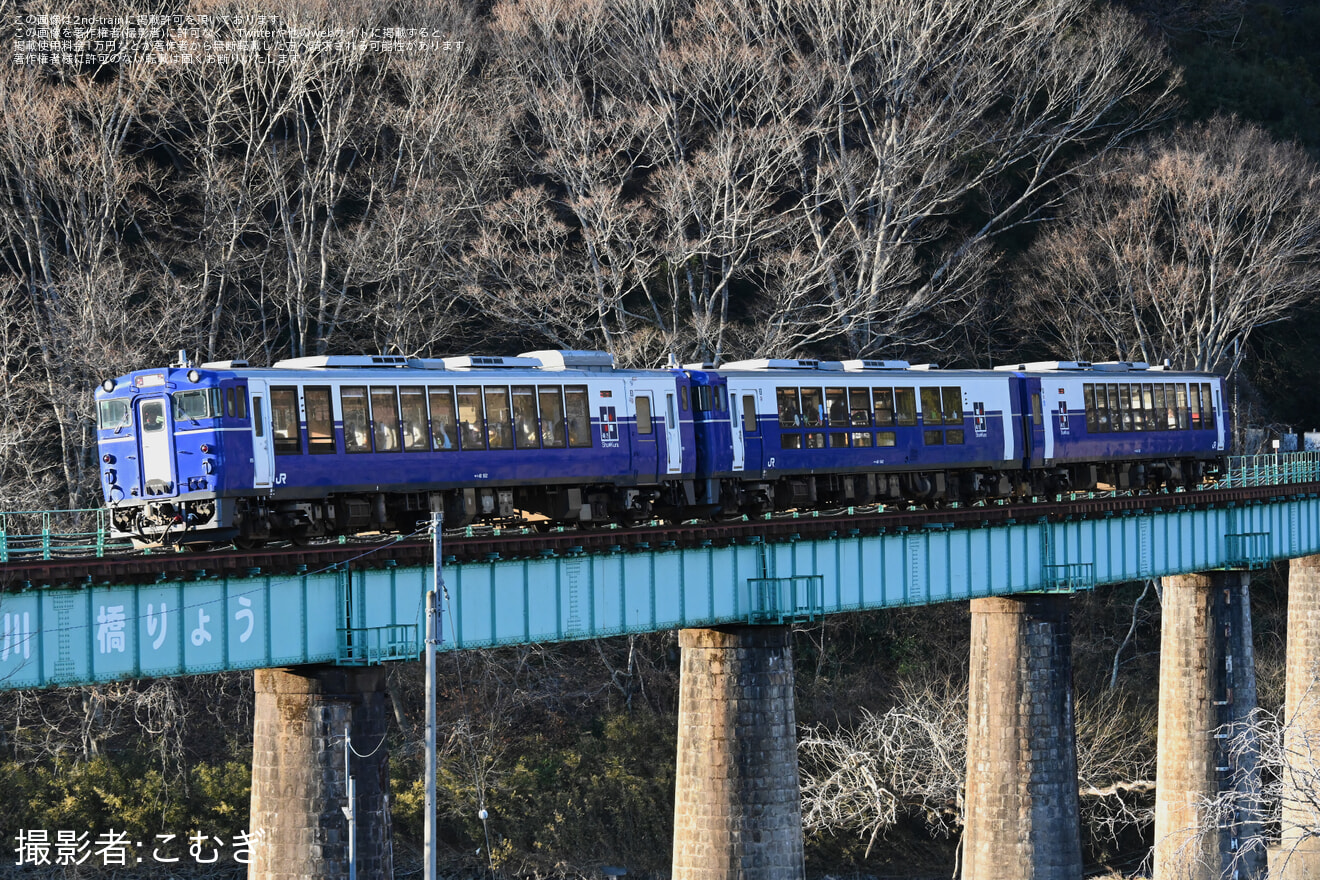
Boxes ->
[4,478,1316,588]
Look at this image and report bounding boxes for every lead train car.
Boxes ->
[95,350,697,545]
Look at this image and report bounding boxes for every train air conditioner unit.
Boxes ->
[839,360,911,371]
[1091,361,1149,372]
[521,350,617,371]
[721,358,843,371]
[272,355,442,370]
[443,355,543,370]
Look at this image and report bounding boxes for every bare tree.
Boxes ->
[1018,117,1320,373]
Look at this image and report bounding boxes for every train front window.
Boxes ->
[305,387,335,454]
[1153,385,1167,430]
[457,387,485,450]
[341,387,371,453]
[894,388,917,426]
[1175,385,1189,430]
[777,387,801,428]
[565,386,592,448]
[539,387,566,448]
[1084,385,1098,432]
[1189,384,1202,428]
[485,387,513,450]
[271,387,301,455]
[141,399,166,433]
[1130,384,1144,431]
[429,388,457,450]
[172,390,212,421]
[400,387,428,451]
[98,399,130,430]
[513,386,540,448]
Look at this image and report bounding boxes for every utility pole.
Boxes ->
[425,512,442,880]
[342,732,356,880]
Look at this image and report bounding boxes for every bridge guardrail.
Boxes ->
[1216,452,1320,488]
[336,624,420,665]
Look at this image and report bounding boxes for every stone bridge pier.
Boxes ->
[247,666,392,880]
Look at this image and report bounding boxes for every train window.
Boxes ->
[717,386,728,412]
[141,399,166,433]
[1202,383,1214,429]
[743,395,758,433]
[947,429,965,445]
[212,388,223,419]
[1112,385,1128,431]
[636,396,653,435]
[429,388,457,450]
[777,388,801,428]
[538,387,566,448]
[253,397,264,437]
[1143,384,1156,431]
[341,387,371,453]
[1190,384,1203,429]
[1174,385,1189,430]
[873,389,895,427]
[1031,392,1042,428]
[236,389,247,420]
[805,432,826,449]
[485,387,513,450]
[781,433,802,449]
[693,386,712,412]
[98,399,130,430]
[894,388,917,426]
[565,386,592,448]
[226,388,235,418]
[826,387,848,427]
[457,386,486,450]
[1153,385,1167,431]
[876,431,896,447]
[1084,385,1098,432]
[924,430,943,445]
[400,386,429,451]
[1104,385,1119,431]
[800,388,824,427]
[511,386,540,448]
[1093,384,1110,432]
[829,432,849,447]
[172,390,212,421]
[680,386,689,411]
[1129,384,1144,431]
[849,389,870,446]
[942,387,963,424]
[305,387,335,454]
[271,387,301,455]
[371,387,402,453]
[920,387,942,426]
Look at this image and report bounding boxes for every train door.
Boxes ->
[247,378,274,490]
[632,390,659,480]
[729,386,746,473]
[734,389,761,474]
[137,396,175,493]
[1022,377,1046,468]
[664,391,683,474]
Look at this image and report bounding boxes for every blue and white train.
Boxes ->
[93,350,1228,545]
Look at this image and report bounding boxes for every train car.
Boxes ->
[996,361,1228,491]
[94,350,697,545]
[703,359,1021,510]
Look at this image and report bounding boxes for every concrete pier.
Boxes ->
[1154,571,1263,880]
[1277,555,1320,879]
[672,626,805,880]
[962,595,1082,880]
[248,666,392,880]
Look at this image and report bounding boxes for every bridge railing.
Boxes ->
[0,508,133,563]
[336,624,420,665]
[1217,452,1320,488]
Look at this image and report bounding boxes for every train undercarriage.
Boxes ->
[110,456,1219,548]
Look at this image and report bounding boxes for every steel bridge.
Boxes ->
[1,453,1318,690]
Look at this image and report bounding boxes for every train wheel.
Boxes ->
[234,536,267,551]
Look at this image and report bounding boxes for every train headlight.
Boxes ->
[187,369,201,383]
[101,378,115,392]
[203,459,214,474]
